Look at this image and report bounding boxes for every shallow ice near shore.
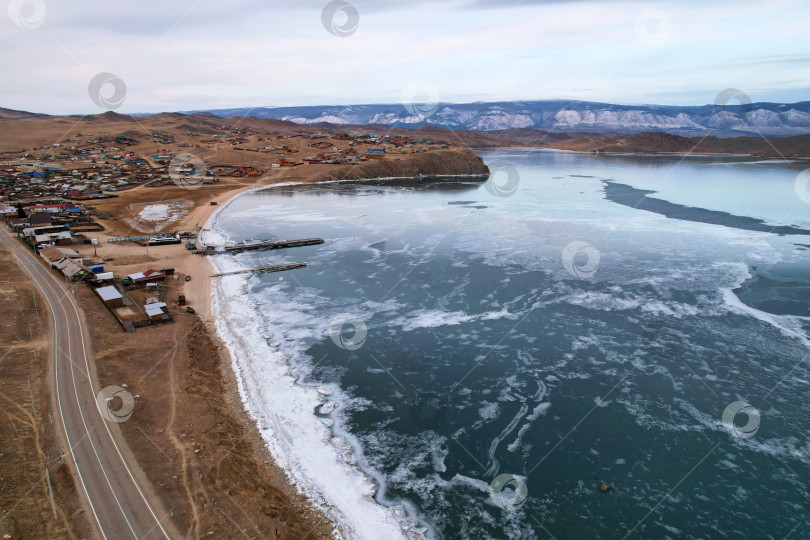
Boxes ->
[203,210,417,539]
[209,263,409,539]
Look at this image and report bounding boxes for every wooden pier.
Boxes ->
[194,238,324,255]
[210,262,307,278]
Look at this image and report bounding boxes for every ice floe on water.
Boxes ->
[720,288,810,349]
[388,307,519,332]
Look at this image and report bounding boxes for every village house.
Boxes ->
[35,231,73,246]
[127,269,165,283]
[39,246,81,264]
[53,258,90,281]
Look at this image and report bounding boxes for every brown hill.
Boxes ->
[540,130,810,157]
[146,112,191,121]
[311,148,489,182]
[0,106,52,120]
[482,128,620,146]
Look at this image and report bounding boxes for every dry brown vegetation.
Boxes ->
[77,279,332,539]
[0,250,92,538]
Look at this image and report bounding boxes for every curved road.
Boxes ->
[1,226,171,540]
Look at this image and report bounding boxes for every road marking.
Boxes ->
[2,229,108,539]
[59,288,139,538]
[64,273,171,539]
[2,228,170,539]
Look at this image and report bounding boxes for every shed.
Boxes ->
[29,213,53,226]
[144,304,165,319]
[53,258,89,281]
[95,285,124,308]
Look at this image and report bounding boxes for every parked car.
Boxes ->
[184,275,191,281]
[186,307,195,314]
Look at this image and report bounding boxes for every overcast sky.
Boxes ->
[1,0,808,114]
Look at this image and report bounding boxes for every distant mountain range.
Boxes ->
[1,105,808,157]
[186,100,810,137]
[3,99,810,138]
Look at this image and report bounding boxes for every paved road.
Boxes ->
[1,227,171,540]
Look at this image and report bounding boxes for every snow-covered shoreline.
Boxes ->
[201,179,433,539]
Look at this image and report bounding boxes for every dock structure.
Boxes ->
[210,262,307,278]
[194,237,324,255]
[108,235,149,243]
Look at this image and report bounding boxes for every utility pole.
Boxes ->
[31,277,40,323]
[29,326,38,361]
[27,370,43,419]
[44,452,65,520]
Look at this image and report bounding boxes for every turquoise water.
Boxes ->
[213,149,810,539]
